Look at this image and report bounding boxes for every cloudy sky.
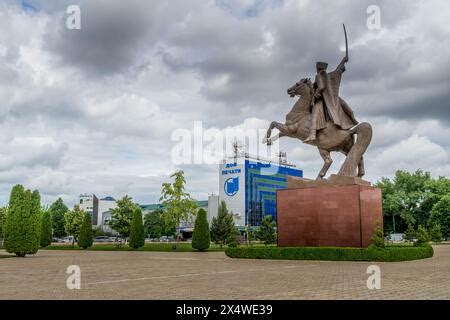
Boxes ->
[0,0,449,207]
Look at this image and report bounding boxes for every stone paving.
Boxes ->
[0,246,449,300]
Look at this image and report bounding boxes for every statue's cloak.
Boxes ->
[315,63,357,130]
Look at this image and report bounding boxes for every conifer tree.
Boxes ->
[256,215,276,245]
[78,213,93,249]
[210,201,235,248]
[129,207,145,249]
[192,208,210,251]
[40,209,53,248]
[4,185,41,257]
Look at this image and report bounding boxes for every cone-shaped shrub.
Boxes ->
[4,185,41,257]
[78,213,93,249]
[40,210,53,248]
[192,208,210,251]
[28,190,42,254]
[129,207,145,249]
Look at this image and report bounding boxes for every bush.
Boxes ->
[129,207,145,249]
[78,213,93,249]
[225,245,434,262]
[40,210,53,248]
[415,225,430,246]
[370,221,385,248]
[3,185,41,257]
[192,208,210,251]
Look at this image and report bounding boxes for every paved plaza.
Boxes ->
[0,246,449,300]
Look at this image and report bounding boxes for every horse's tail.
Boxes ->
[338,122,372,177]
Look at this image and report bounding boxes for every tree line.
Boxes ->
[375,169,449,240]
[0,168,313,256]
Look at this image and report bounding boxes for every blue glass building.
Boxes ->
[219,156,303,227]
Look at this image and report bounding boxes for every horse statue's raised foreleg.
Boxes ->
[263,121,292,145]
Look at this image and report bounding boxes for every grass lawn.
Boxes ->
[42,242,228,252]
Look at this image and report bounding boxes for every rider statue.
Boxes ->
[304,56,359,143]
[264,24,372,179]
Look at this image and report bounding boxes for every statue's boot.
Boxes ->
[304,131,316,143]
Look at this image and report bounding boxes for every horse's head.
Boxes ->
[287,78,313,98]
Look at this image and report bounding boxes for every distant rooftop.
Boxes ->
[223,153,297,168]
[101,196,116,201]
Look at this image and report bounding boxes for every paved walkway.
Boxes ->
[0,246,449,299]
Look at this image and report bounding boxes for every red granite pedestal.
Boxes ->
[277,177,383,248]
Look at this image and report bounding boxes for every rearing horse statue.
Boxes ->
[262,78,372,179]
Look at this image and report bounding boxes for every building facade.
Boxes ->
[79,194,117,229]
[215,155,303,228]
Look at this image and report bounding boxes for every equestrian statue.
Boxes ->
[263,25,372,179]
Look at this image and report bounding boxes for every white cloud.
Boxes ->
[0,0,449,207]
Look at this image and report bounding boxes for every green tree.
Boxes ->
[3,185,41,257]
[375,170,449,233]
[160,171,197,236]
[422,177,450,218]
[144,209,176,239]
[256,215,277,245]
[404,224,416,243]
[49,198,69,238]
[129,207,145,249]
[40,209,53,248]
[192,208,210,251]
[429,195,450,238]
[0,207,6,240]
[210,201,235,248]
[226,228,241,248]
[144,210,163,239]
[64,205,85,246]
[78,213,93,249]
[429,224,443,243]
[415,225,430,246]
[108,195,138,239]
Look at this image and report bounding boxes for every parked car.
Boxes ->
[159,236,169,242]
[61,236,74,244]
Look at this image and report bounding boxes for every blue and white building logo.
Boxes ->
[224,177,239,196]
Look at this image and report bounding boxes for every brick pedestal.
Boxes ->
[277,181,383,248]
